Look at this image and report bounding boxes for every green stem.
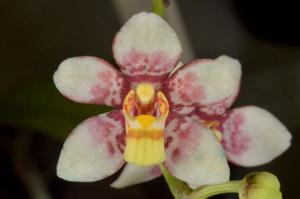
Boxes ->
[152,0,165,17]
[189,181,242,199]
[159,164,192,199]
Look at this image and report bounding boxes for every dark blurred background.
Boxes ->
[0,0,299,198]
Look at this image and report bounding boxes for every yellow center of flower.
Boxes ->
[122,83,169,166]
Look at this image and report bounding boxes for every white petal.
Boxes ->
[221,106,292,166]
[163,55,241,107]
[57,110,125,181]
[54,56,129,107]
[164,112,230,188]
[113,12,182,83]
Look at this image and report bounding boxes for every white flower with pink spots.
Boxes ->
[53,12,291,189]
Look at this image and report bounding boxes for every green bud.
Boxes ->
[239,172,282,199]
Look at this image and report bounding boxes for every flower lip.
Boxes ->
[122,85,169,166]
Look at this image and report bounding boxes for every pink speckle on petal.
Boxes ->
[90,84,110,103]
[116,133,126,153]
[171,148,181,163]
[198,101,231,118]
[172,106,196,115]
[178,124,194,140]
[165,113,201,165]
[222,113,250,156]
[88,64,129,107]
[163,71,206,107]
[178,73,204,103]
[164,136,173,148]
[106,111,125,124]
[88,117,115,144]
[87,115,124,155]
[98,70,113,83]
[198,85,240,116]
[125,74,169,85]
[107,141,115,155]
[119,48,178,82]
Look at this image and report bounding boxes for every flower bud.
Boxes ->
[239,172,282,199]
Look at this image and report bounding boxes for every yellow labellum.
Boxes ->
[124,136,165,166]
[124,117,166,166]
[122,85,169,166]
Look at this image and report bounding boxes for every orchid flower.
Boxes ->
[53,12,291,190]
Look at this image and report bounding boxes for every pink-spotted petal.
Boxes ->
[191,85,240,122]
[173,106,196,116]
[110,163,161,188]
[53,56,129,107]
[164,112,230,188]
[197,80,240,118]
[113,12,182,83]
[162,55,241,108]
[221,106,292,167]
[56,110,126,182]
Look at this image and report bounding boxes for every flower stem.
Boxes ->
[189,181,242,199]
[152,0,166,17]
[159,164,192,199]
[159,163,242,199]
